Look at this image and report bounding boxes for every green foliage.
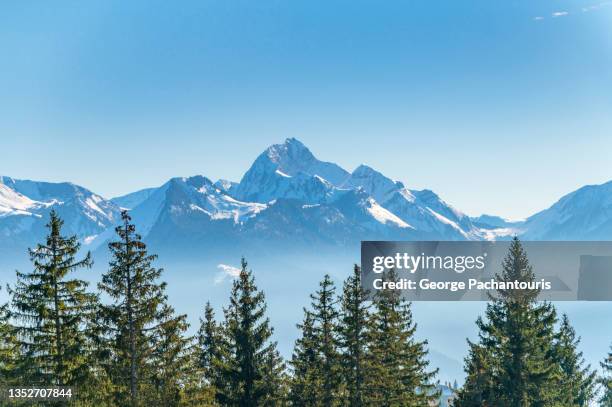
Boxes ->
[337,265,370,407]
[9,210,96,389]
[216,258,286,406]
[453,342,496,406]
[0,287,18,386]
[553,314,596,406]
[601,345,612,407]
[455,237,595,407]
[290,268,438,407]
[309,274,342,406]
[289,311,320,407]
[97,210,186,407]
[289,274,343,406]
[365,269,438,406]
[5,215,607,407]
[147,305,193,407]
[195,301,223,403]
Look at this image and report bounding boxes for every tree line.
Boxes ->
[0,211,611,406]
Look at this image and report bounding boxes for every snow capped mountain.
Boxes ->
[3,139,612,260]
[0,176,121,250]
[341,164,478,239]
[232,138,349,202]
[523,180,612,240]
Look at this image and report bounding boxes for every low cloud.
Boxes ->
[214,264,241,284]
[552,11,569,17]
[583,1,612,12]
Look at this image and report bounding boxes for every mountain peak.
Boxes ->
[264,137,316,166]
[344,164,402,203]
[233,138,350,202]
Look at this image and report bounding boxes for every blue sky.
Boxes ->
[1,0,611,219]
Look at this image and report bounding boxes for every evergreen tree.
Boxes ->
[454,342,496,406]
[289,311,321,407]
[310,274,342,407]
[337,265,370,407]
[553,314,595,406]
[0,288,18,386]
[196,301,223,403]
[455,237,559,407]
[9,210,96,388]
[148,304,192,407]
[600,345,612,407]
[98,210,179,407]
[217,258,285,406]
[259,347,289,406]
[365,269,438,406]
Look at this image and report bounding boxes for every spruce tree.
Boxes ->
[601,345,612,407]
[217,258,285,406]
[147,304,192,407]
[0,289,18,386]
[289,310,321,407]
[196,302,223,405]
[454,342,496,406]
[259,346,289,406]
[98,210,179,407]
[310,274,342,407]
[455,237,559,406]
[9,210,96,388]
[365,269,438,406]
[337,265,370,407]
[553,314,595,406]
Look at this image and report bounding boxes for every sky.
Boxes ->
[1,0,611,219]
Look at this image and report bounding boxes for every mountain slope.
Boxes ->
[4,140,612,261]
[0,176,121,257]
[523,181,612,240]
[232,138,349,202]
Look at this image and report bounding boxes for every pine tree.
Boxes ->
[9,210,96,388]
[454,342,496,406]
[217,258,286,406]
[289,310,320,407]
[337,265,370,407]
[98,210,178,407]
[196,301,223,403]
[365,269,438,406]
[0,288,18,386]
[600,345,612,407]
[147,304,193,407]
[553,314,595,406]
[455,237,559,407]
[309,274,342,407]
[259,347,289,406]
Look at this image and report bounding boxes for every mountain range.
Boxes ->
[1,138,611,260]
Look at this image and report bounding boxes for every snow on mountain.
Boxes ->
[232,138,349,202]
[471,214,521,229]
[342,165,402,203]
[522,180,612,240]
[0,183,40,217]
[213,179,238,194]
[0,176,121,249]
[111,187,157,210]
[4,139,612,257]
[162,176,265,223]
[117,176,264,241]
[341,164,478,239]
